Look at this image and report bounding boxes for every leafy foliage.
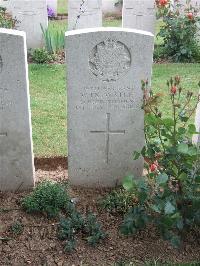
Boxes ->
[31,48,54,64]
[58,210,106,252]
[0,7,18,29]
[156,0,200,62]
[100,189,135,214]
[120,77,200,247]
[41,24,65,54]
[21,181,71,217]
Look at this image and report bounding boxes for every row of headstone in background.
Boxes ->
[68,0,156,34]
[0,0,48,49]
[0,28,34,191]
[0,27,154,191]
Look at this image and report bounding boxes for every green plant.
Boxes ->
[21,181,71,217]
[41,24,65,54]
[10,221,24,235]
[120,77,200,247]
[0,6,18,29]
[156,0,200,62]
[100,189,135,214]
[58,210,106,252]
[31,48,53,64]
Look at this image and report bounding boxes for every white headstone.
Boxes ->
[66,28,154,187]
[122,0,156,34]
[47,0,57,16]
[68,0,102,30]
[12,0,48,49]
[0,28,34,192]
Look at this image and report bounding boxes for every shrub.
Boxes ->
[120,77,200,247]
[100,189,135,214]
[156,0,200,62]
[58,210,106,252]
[21,181,71,217]
[31,48,54,64]
[0,6,18,29]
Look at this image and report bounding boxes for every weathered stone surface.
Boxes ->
[68,0,102,30]
[122,0,156,34]
[12,0,48,49]
[66,28,154,187]
[0,28,34,191]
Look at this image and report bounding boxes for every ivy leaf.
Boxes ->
[164,201,176,215]
[122,175,135,192]
[156,173,168,185]
[177,143,188,154]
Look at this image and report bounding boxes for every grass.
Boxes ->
[29,63,200,157]
[58,0,67,14]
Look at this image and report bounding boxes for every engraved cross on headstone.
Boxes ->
[90,113,125,164]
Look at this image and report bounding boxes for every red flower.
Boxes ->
[187,12,193,20]
[171,86,177,94]
[150,163,158,172]
[159,0,168,7]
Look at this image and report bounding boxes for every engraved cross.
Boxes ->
[90,113,125,164]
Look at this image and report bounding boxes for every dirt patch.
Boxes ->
[0,168,200,266]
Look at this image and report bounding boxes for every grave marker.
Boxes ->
[122,0,156,34]
[0,28,34,191]
[12,0,48,48]
[66,28,154,187]
[68,0,102,30]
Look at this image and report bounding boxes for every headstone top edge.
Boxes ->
[65,27,154,37]
[0,28,26,37]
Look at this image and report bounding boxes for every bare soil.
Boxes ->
[0,158,200,266]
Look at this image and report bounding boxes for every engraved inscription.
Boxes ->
[0,56,3,74]
[89,39,131,82]
[75,86,138,110]
[0,132,7,137]
[90,113,125,163]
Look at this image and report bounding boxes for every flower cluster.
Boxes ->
[47,6,55,18]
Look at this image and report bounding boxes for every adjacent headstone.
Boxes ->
[47,0,57,16]
[12,0,48,49]
[68,0,102,30]
[102,0,121,15]
[0,28,34,191]
[66,28,154,187]
[193,98,200,145]
[122,0,156,34]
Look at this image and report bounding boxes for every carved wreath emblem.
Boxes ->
[89,39,131,82]
[0,56,3,74]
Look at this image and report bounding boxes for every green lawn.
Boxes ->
[29,63,200,157]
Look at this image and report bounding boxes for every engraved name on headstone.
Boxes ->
[0,29,34,191]
[66,28,154,187]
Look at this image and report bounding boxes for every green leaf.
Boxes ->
[122,175,135,192]
[188,146,197,156]
[133,151,141,160]
[178,172,187,181]
[151,204,161,213]
[177,143,188,154]
[188,124,196,135]
[164,201,176,215]
[163,118,174,127]
[156,173,168,185]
